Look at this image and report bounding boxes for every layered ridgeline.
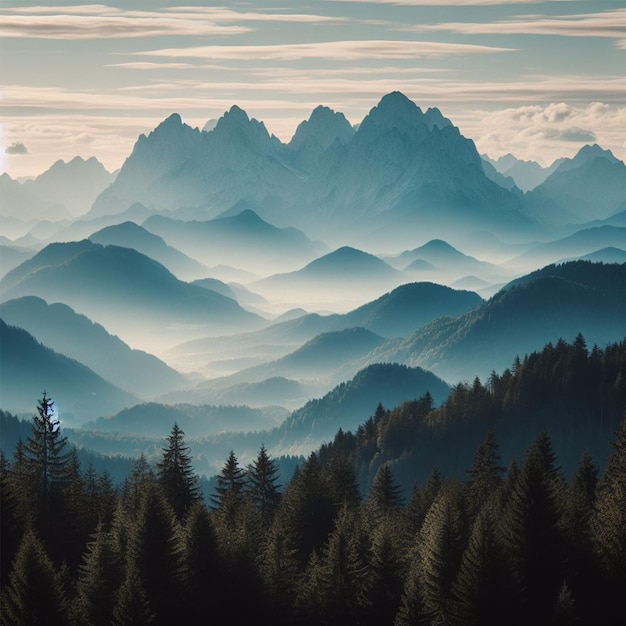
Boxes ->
[0,296,189,400]
[352,260,626,383]
[87,92,539,247]
[0,240,267,349]
[0,320,138,421]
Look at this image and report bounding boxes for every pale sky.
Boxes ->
[1,0,625,178]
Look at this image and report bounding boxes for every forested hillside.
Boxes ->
[1,335,625,625]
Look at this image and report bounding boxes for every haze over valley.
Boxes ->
[2,91,625,477]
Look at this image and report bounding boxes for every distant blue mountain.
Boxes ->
[86,92,540,248]
[0,319,138,421]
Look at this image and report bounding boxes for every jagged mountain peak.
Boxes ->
[556,143,621,174]
[360,91,423,131]
[288,104,355,156]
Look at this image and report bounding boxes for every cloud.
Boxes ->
[138,39,513,61]
[6,142,29,155]
[407,9,626,40]
[0,5,347,40]
[558,128,596,142]
[468,102,626,165]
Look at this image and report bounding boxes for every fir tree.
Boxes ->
[590,415,626,623]
[112,565,155,626]
[464,430,505,516]
[73,522,122,626]
[417,488,467,625]
[367,462,404,525]
[246,444,281,527]
[183,502,226,622]
[500,432,567,622]
[448,510,519,625]
[210,449,247,518]
[157,423,200,521]
[126,484,184,626]
[23,392,73,564]
[0,529,69,625]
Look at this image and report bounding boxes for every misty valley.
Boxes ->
[1,92,625,625]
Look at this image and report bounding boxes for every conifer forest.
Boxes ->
[1,337,625,625]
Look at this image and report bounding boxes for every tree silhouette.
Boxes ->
[157,423,200,521]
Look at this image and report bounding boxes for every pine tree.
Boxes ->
[73,522,123,626]
[417,488,467,625]
[0,529,69,625]
[448,510,519,625]
[122,453,156,512]
[464,430,505,517]
[258,520,302,624]
[210,449,247,518]
[590,415,626,622]
[247,444,281,527]
[126,483,184,626]
[276,452,338,565]
[23,392,73,564]
[360,524,405,626]
[367,462,404,524]
[183,502,227,623]
[157,423,200,521]
[112,564,155,626]
[394,556,429,626]
[307,507,366,625]
[499,432,566,622]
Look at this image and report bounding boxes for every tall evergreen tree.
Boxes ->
[111,564,155,626]
[258,520,303,624]
[183,502,227,623]
[23,392,73,564]
[0,529,69,626]
[499,432,566,622]
[157,423,200,521]
[247,444,281,527]
[464,430,506,517]
[448,510,519,625]
[72,522,122,626]
[590,415,626,623]
[417,488,467,626]
[367,462,404,524]
[126,483,184,626]
[210,449,247,517]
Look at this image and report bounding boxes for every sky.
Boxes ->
[1,0,625,179]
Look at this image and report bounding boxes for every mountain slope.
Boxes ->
[0,319,138,421]
[275,362,451,446]
[142,209,326,275]
[526,145,626,225]
[354,261,626,383]
[0,240,266,348]
[89,221,207,280]
[0,296,189,398]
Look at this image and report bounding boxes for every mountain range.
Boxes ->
[0,157,115,238]
[84,92,542,249]
[0,240,266,349]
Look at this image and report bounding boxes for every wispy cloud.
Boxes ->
[406,9,626,39]
[137,40,513,61]
[0,5,347,40]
